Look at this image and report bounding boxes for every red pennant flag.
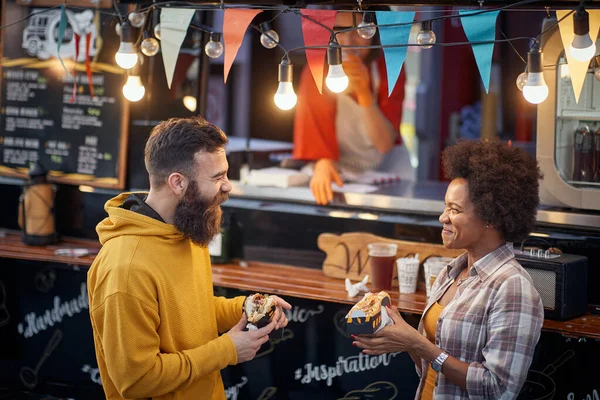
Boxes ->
[70,33,81,104]
[300,10,337,94]
[85,32,94,98]
[223,9,263,83]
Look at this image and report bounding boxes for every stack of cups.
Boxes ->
[396,255,420,294]
[423,257,455,298]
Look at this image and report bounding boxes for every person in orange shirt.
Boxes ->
[88,116,291,400]
[293,11,406,205]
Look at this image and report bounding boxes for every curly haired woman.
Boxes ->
[354,140,545,400]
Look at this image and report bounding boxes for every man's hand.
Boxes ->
[226,315,275,363]
[268,295,292,329]
[310,159,343,205]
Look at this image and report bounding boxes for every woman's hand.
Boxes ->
[352,305,424,355]
[310,159,343,205]
[342,54,373,107]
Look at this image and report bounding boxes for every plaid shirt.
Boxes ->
[414,244,544,400]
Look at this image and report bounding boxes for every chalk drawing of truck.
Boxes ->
[22,9,97,61]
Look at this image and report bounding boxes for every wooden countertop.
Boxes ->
[1,230,599,339]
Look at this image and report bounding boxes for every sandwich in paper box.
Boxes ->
[345,291,394,334]
[244,293,277,330]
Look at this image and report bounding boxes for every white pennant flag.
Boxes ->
[160,8,196,89]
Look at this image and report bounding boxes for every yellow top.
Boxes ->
[420,301,446,400]
[88,193,245,400]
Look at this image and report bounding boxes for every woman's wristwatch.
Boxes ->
[431,351,449,372]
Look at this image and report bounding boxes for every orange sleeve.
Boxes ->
[292,66,339,161]
[376,56,405,145]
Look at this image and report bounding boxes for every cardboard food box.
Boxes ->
[345,292,391,335]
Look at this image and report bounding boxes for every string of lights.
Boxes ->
[0,0,596,107]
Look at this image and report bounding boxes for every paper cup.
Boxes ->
[396,257,419,294]
[423,257,454,297]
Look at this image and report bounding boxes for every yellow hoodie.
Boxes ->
[87,193,245,400]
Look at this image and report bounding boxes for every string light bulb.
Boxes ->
[416,21,436,49]
[274,59,297,110]
[259,22,280,49]
[357,12,377,40]
[593,56,600,81]
[523,47,548,104]
[115,21,138,70]
[205,32,223,58]
[154,23,162,41]
[122,70,145,102]
[325,45,348,93]
[516,70,528,91]
[570,6,596,62]
[128,12,145,28]
[141,31,159,57]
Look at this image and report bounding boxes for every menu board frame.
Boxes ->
[0,0,130,189]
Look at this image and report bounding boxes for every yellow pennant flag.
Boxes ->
[556,9,600,103]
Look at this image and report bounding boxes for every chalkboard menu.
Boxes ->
[0,0,128,189]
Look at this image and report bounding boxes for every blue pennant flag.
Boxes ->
[375,11,415,97]
[458,10,500,93]
[56,5,71,77]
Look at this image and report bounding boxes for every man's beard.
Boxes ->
[173,180,229,246]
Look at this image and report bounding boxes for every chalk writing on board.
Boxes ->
[520,350,575,400]
[256,387,277,400]
[285,305,325,324]
[338,381,399,400]
[0,281,10,327]
[333,308,352,338]
[17,282,88,338]
[294,352,400,387]
[19,329,63,389]
[225,376,248,400]
[34,267,56,293]
[81,364,102,386]
[255,328,294,359]
[567,390,599,400]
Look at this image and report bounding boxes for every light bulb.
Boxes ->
[154,23,162,41]
[128,12,145,28]
[325,46,348,93]
[274,59,297,110]
[141,37,159,57]
[122,75,145,102]
[516,72,528,91]
[326,65,349,93]
[259,22,279,49]
[416,21,436,49]
[523,47,548,104]
[523,75,549,104]
[183,95,197,112]
[115,22,138,69]
[357,12,377,40]
[274,82,297,110]
[569,39,596,62]
[570,7,597,62]
[115,42,138,69]
[595,67,600,82]
[205,33,223,58]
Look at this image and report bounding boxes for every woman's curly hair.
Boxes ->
[442,140,543,242]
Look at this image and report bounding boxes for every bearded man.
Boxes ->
[87,116,290,400]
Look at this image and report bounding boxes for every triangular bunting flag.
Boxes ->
[376,11,415,96]
[300,9,337,94]
[160,8,196,89]
[56,5,71,77]
[459,10,500,93]
[557,9,600,103]
[223,9,263,83]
